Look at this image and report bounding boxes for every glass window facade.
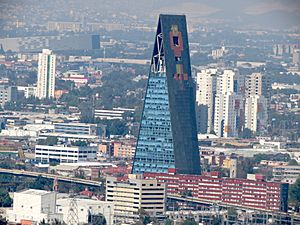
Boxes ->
[133,72,175,173]
[133,15,201,175]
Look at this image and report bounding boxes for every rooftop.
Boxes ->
[18,189,52,196]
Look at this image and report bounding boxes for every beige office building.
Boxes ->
[106,174,166,223]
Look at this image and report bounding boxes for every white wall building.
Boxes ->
[196,68,217,134]
[36,49,56,99]
[245,95,268,133]
[213,69,243,137]
[17,86,37,98]
[56,197,114,225]
[292,49,300,65]
[244,73,270,134]
[7,189,63,224]
[61,70,88,87]
[94,107,135,120]
[106,174,166,223]
[35,144,97,163]
[245,72,270,98]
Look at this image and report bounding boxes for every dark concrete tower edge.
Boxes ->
[159,14,201,174]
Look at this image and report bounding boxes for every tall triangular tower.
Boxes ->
[132,15,201,175]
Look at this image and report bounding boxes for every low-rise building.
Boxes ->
[94,107,134,120]
[273,165,300,184]
[53,122,106,137]
[6,189,114,225]
[113,138,136,159]
[144,171,288,212]
[56,197,114,225]
[17,86,37,98]
[106,174,166,223]
[61,70,88,87]
[35,144,97,163]
[7,189,63,224]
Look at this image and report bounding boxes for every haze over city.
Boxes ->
[0,1,299,225]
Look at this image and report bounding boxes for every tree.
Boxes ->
[136,208,152,225]
[165,218,174,225]
[227,207,238,223]
[109,120,128,136]
[238,158,255,178]
[240,128,253,139]
[51,219,63,225]
[0,188,12,207]
[29,176,52,190]
[288,159,299,166]
[88,212,107,225]
[181,218,197,225]
[39,219,50,225]
[181,190,192,197]
[289,177,300,207]
[79,100,94,123]
[71,140,88,146]
[0,216,7,225]
[45,136,58,146]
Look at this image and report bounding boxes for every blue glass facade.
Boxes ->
[133,72,175,173]
[133,15,201,175]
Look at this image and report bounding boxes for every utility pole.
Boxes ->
[53,176,58,192]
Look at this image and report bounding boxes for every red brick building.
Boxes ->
[144,171,288,212]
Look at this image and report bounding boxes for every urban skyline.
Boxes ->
[0,1,299,225]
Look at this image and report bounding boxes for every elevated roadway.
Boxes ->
[0,168,102,187]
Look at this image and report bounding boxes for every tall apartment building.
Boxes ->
[213,69,244,137]
[245,73,270,98]
[196,68,217,134]
[245,95,268,133]
[132,15,200,175]
[0,85,17,107]
[106,174,165,223]
[244,73,270,134]
[36,49,56,99]
[293,49,300,65]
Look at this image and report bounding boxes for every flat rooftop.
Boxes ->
[18,189,52,195]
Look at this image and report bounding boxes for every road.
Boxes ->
[0,168,102,187]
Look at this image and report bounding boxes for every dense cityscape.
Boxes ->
[0,1,300,225]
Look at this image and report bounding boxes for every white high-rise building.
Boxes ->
[245,72,270,98]
[36,49,56,99]
[244,73,270,134]
[196,68,217,134]
[292,49,300,65]
[213,69,244,137]
[245,95,268,134]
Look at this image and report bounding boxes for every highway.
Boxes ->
[1,168,300,221]
[168,195,300,221]
[0,168,102,187]
[94,58,150,65]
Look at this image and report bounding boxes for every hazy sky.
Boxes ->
[1,0,300,30]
